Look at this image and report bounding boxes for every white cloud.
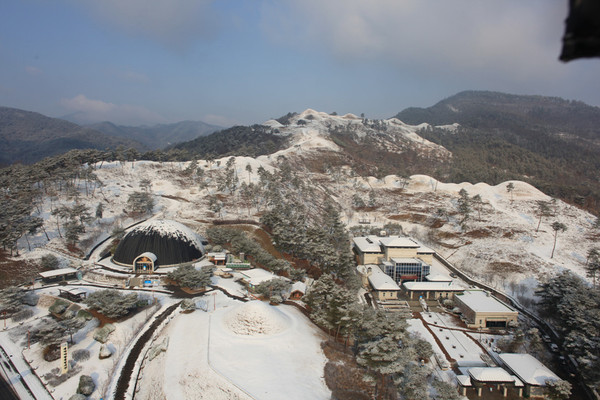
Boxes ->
[74,0,217,49]
[61,95,167,125]
[261,1,567,83]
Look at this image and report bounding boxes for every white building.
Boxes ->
[499,353,560,398]
[402,281,465,300]
[357,265,401,301]
[454,290,518,329]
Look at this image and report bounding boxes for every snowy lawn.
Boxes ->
[210,300,330,400]
[136,293,330,400]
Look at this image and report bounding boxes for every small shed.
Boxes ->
[58,288,87,302]
[239,268,280,289]
[468,367,516,398]
[39,267,79,283]
[289,281,306,300]
[207,252,227,266]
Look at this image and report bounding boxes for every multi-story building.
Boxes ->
[352,235,433,283]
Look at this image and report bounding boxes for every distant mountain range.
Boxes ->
[3,91,600,212]
[394,91,600,210]
[0,107,221,166]
[88,120,221,151]
[168,91,600,212]
[0,107,143,166]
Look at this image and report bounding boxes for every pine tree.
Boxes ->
[167,265,212,289]
[85,290,139,319]
[457,188,471,226]
[472,194,483,221]
[586,248,600,288]
[544,379,572,400]
[506,182,515,202]
[0,286,26,315]
[432,379,462,400]
[550,221,567,258]
[395,361,430,400]
[535,200,552,232]
[95,202,104,219]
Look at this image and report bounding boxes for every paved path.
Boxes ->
[0,336,53,400]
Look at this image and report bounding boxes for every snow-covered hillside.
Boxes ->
[11,110,599,300]
[263,109,450,159]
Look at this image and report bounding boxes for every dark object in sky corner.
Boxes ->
[560,0,600,61]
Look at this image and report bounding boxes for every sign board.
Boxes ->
[60,342,69,374]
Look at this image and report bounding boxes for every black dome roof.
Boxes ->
[112,220,204,266]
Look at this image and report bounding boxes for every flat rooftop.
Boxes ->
[455,290,516,313]
[499,353,559,386]
[379,236,419,248]
[240,268,284,286]
[39,267,78,279]
[403,281,465,292]
[352,236,383,253]
[390,257,425,265]
[368,266,400,291]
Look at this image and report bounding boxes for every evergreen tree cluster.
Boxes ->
[254,278,291,303]
[126,191,155,215]
[537,271,600,387]
[170,124,288,160]
[261,200,354,280]
[84,289,139,319]
[0,149,105,253]
[167,265,212,289]
[304,274,435,399]
[206,226,291,274]
[304,274,361,337]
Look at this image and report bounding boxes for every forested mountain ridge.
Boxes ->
[88,120,222,150]
[395,91,600,212]
[395,90,600,137]
[0,107,144,166]
[169,124,289,159]
[170,109,451,179]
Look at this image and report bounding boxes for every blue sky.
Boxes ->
[1,0,598,126]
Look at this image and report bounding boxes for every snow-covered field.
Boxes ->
[136,295,330,400]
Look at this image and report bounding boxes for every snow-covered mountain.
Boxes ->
[262,109,450,159]
[10,108,598,302]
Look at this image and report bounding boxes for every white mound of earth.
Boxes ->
[223,300,291,336]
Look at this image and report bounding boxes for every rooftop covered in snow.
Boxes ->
[455,290,516,313]
[367,265,401,291]
[468,367,514,383]
[402,281,465,292]
[499,353,559,387]
[112,219,205,267]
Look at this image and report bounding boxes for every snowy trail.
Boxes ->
[0,337,53,400]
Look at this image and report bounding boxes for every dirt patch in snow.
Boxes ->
[489,262,522,275]
[160,194,190,202]
[464,228,494,238]
[389,213,428,224]
[223,301,290,336]
[0,250,41,289]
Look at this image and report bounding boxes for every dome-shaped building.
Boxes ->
[112,220,205,273]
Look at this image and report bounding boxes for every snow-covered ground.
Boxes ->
[136,294,330,400]
[5,109,598,399]
[15,114,598,296]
